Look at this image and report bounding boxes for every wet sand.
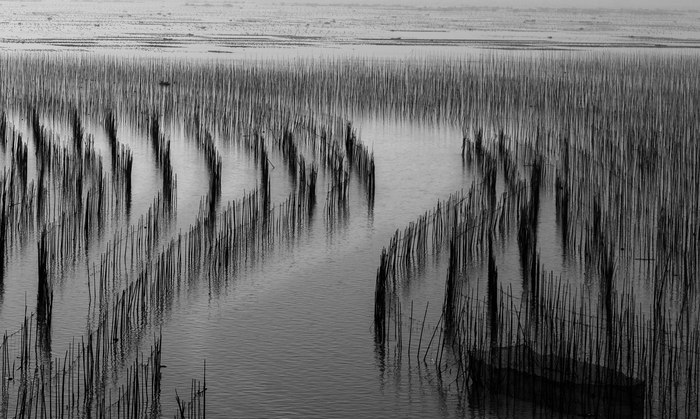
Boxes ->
[1,1,699,54]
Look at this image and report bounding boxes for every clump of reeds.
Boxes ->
[344,123,375,209]
[174,362,206,419]
[116,143,133,215]
[71,108,83,154]
[280,127,299,184]
[374,247,391,346]
[105,110,133,215]
[0,179,6,283]
[442,239,459,333]
[105,110,118,165]
[324,139,349,227]
[257,133,270,215]
[197,130,222,218]
[486,236,498,351]
[0,130,35,264]
[149,113,177,212]
[307,163,318,219]
[10,327,164,418]
[36,228,53,329]
[0,111,6,152]
[517,158,541,286]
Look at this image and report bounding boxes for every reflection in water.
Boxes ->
[0,96,585,418]
[1,50,694,418]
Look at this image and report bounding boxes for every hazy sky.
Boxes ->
[270,0,700,10]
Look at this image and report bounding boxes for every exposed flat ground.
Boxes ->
[0,0,699,55]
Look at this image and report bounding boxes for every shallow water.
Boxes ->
[0,12,691,413]
[0,75,641,417]
[1,99,537,417]
[153,115,471,417]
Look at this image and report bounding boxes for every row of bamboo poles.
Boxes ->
[0,52,377,417]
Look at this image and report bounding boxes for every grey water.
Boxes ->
[15,41,692,416]
[0,81,585,417]
[0,106,469,416]
[156,116,471,418]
